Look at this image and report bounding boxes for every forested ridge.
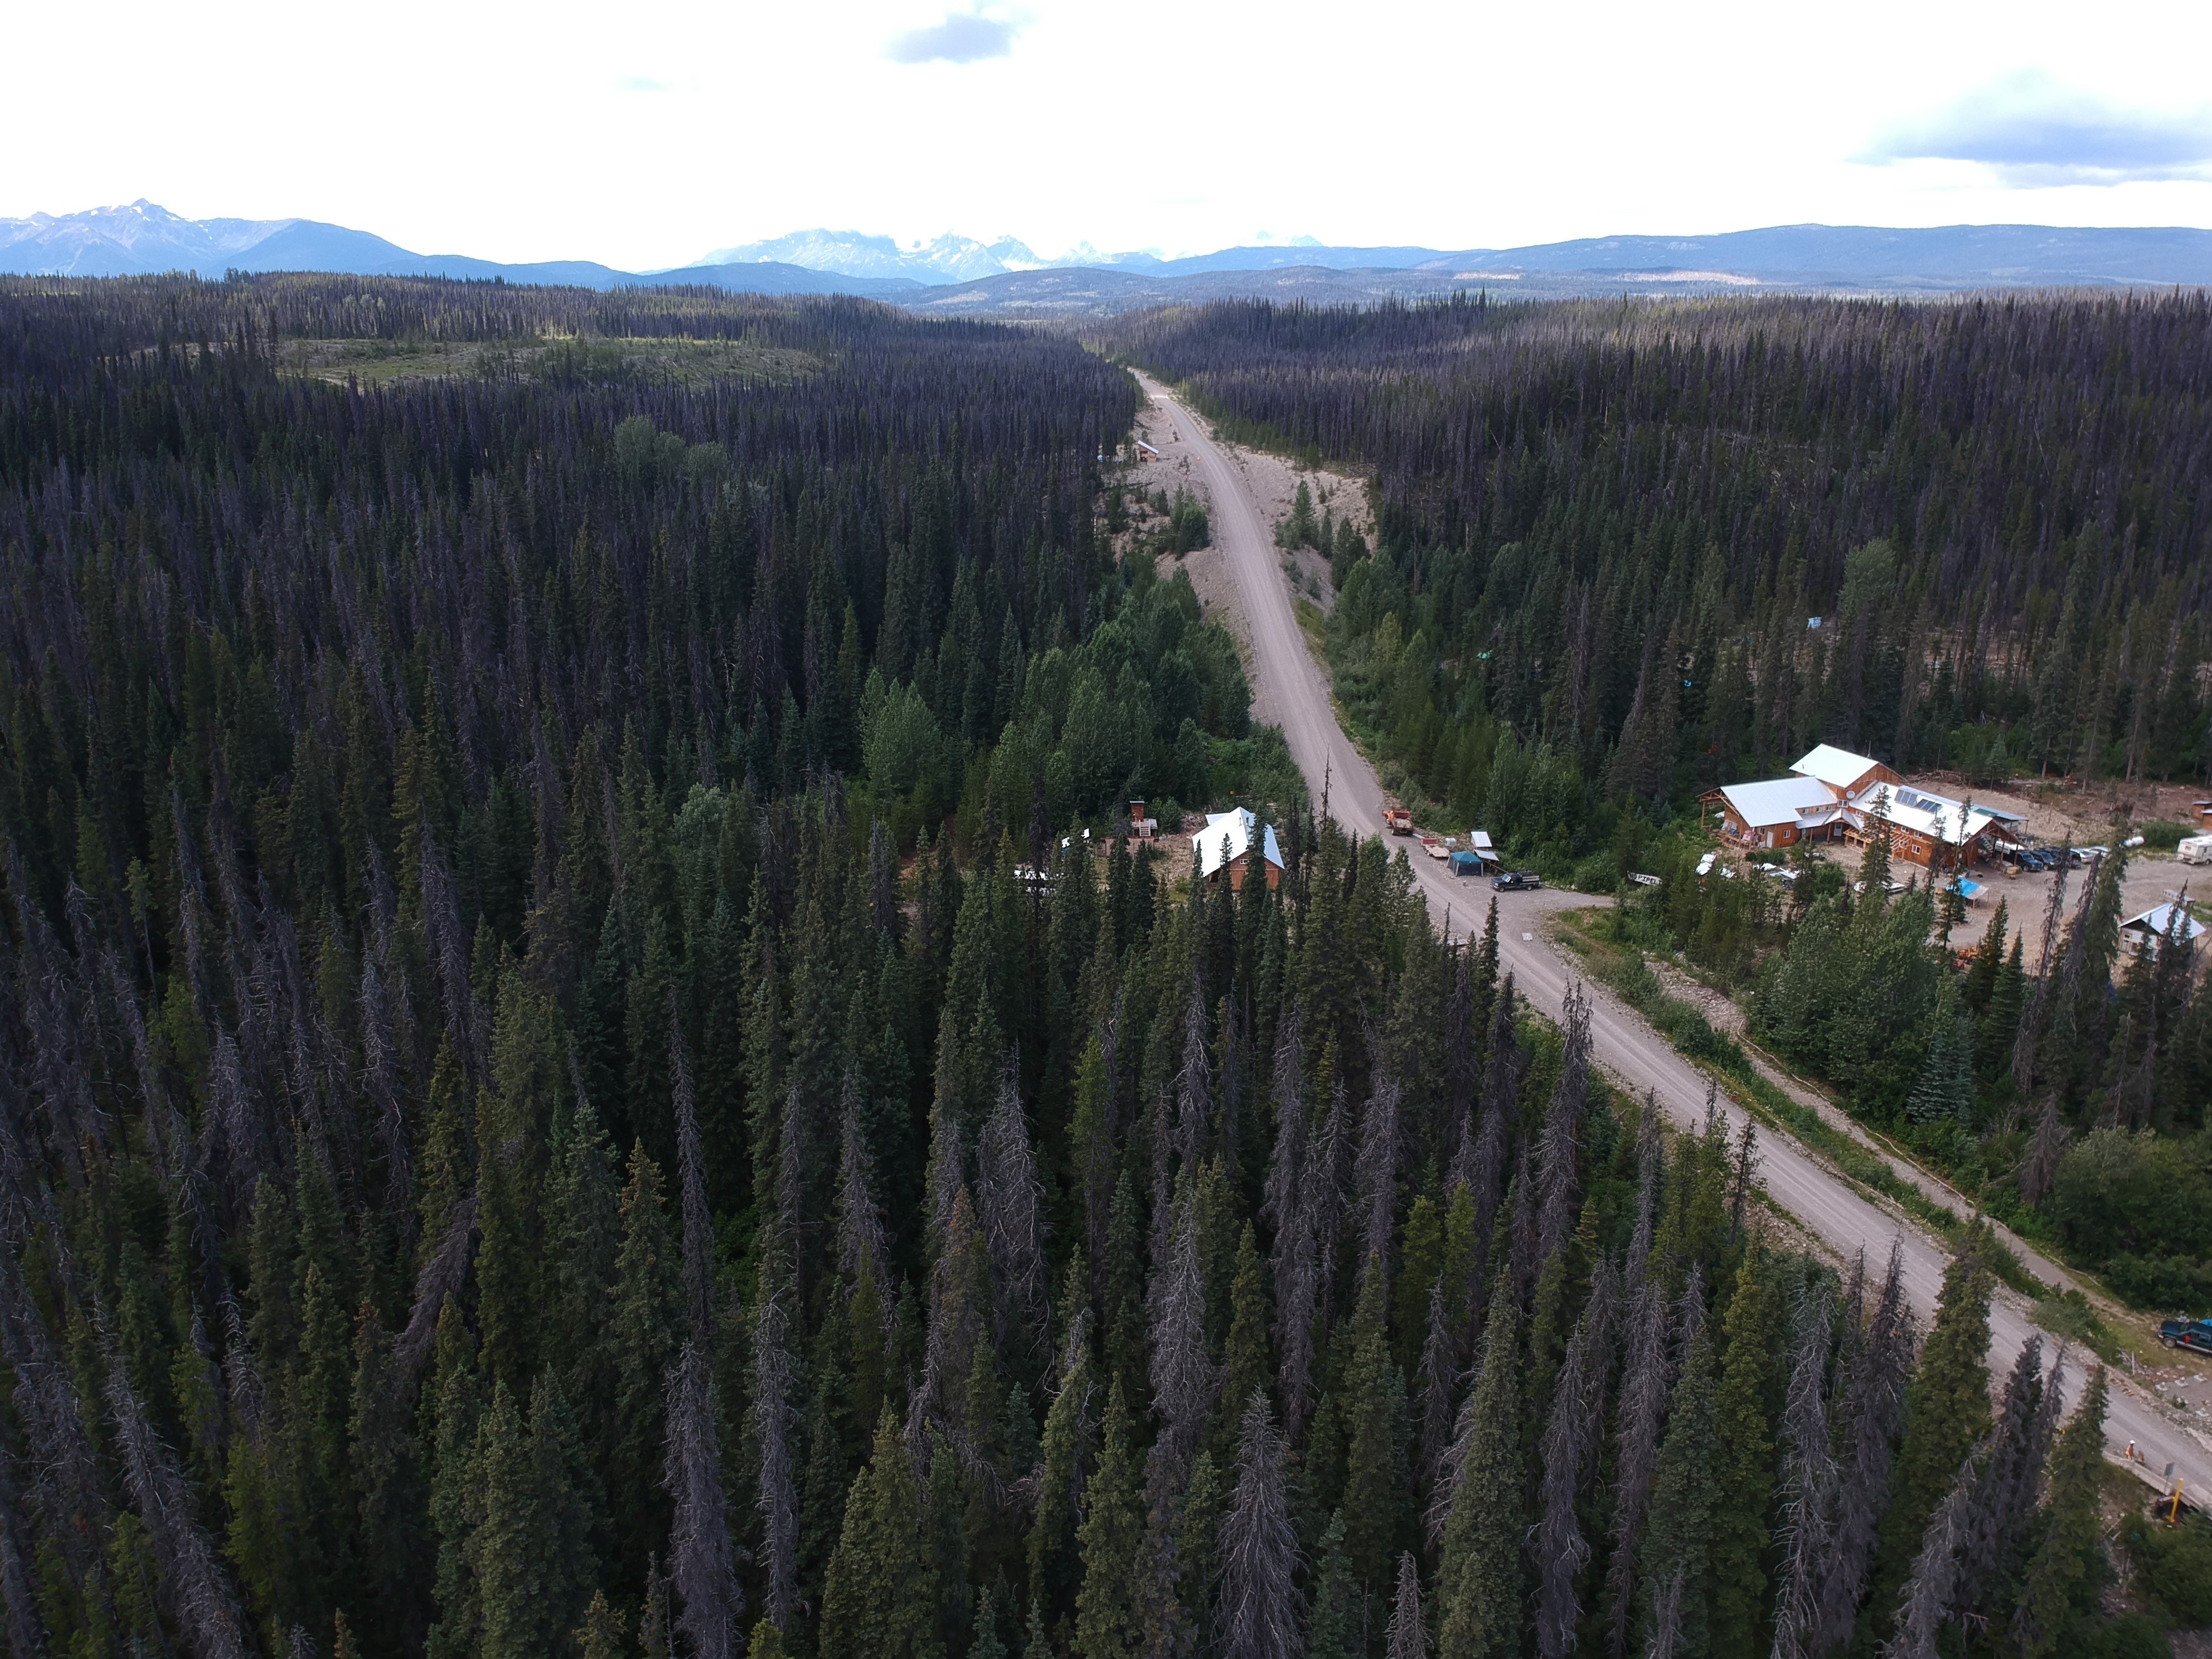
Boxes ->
[0,275,2198,1659]
[1108,292,2212,799]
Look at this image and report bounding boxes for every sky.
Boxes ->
[7,0,2212,269]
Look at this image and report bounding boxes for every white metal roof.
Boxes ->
[1192,808,1284,878]
[1849,786,2003,847]
[1791,744,1888,793]
[1717,775,1839,828]
[2122,904,2207,944]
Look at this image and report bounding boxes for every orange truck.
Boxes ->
[1384,806,1414,835]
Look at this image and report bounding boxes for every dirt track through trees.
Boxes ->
[1134,372,2210,1503]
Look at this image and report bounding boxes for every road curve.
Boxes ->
[1136,373,2210,1500]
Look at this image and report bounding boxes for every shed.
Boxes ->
[2121,904,2206,953]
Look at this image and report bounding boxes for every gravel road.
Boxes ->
[1136,372,2210,1502]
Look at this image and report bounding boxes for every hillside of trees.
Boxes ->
[1106,293,2212,1307]
[0,274,2198,1659]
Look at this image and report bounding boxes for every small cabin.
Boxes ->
[1192,808,1284,892]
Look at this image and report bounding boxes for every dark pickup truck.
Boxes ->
[1492,870,1542,892]
[2161,1316,2212,1354]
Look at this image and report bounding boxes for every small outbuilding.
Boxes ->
[2121,904,2206,954]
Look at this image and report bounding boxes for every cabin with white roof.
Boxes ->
[1191,807,1284,892]
[2122,903,2207,954]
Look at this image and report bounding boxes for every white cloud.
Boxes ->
[885,11,1017,64]
[1862,71,2212,185]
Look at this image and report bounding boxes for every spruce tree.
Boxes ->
[1030,1260,1095,1626]
[1338,1259,1414,1600]
[1073,1379,1147,1658]
[1637,1275,1718,1659]
[2012,1367,2109,1659]
[1705,1248,1783,1659]
[1871,1239,1992,1638]
[1436,1281,1522,1659]
[1304,1511,1359,1659]
[821,1410,940,1659]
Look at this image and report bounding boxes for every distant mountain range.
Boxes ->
[6,202,2212,314]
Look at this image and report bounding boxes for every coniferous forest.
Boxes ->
[0,275,2203,1659]
[1108,293,2212,1311]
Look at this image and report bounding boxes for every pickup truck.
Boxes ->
[2161,1316,2212,1354]
[1492,870,1542,892]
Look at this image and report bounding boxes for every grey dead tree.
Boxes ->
[777,1084,804,1297]
[1811,1244,1914,1658]
[1646,1570,1687,1659]
[670,994,715,1345]
[1956,1338,2057,1607]
[978,1060,1050,1357]
[664,1340,743,1659]
[1263,1008,1307,1342]
[1768,1283,1837,1659]
[1414,1275,1460,1491]
[396,1195,479,1382]
[1387,1550,1430,1659]
[1279,1066,1349,1439]
[1354,1069,1404,1293]
[1440,951,1479,1187]
[1606,1270,1698,1659]
[1175,974,1212,1171]
[0,1440,45,1659]
[1081,998,1122,1302]
[1148,1181,1216,1473]
[1535,1311,1600,1659]
[1454,976,1523,1257]
[1536,981,1592,1262]
[1217,1391,1302,1659]
[107,1341,249,1659]
[1882,1447,1981,1659]
[750,1247,801,1634]
[836,1073,895,1328]
[0,1249,103,1593]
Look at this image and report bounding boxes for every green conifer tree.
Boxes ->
[821,1410,941,1659]
[2013,1366,2110,1659]
[1638,1294,1720,1659]
[1705,1248,1783,1659]
[1074,1379,1147,1658]
[1340,1261,1414,1599]
[1305,1510,1360,1659]
[1437,1282,1523,1659]
[1872,1238,1994,1637]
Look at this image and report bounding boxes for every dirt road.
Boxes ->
[1135,373,2210,1501]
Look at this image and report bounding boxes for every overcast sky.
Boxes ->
[8,0,2212,268]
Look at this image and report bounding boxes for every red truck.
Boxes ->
[1383,806,1414,835]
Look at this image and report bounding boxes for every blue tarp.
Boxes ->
[1953,878,1986,901]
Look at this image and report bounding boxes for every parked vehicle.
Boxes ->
[1492,870,1542,891]
[1384,806,1414,835]
[2161,1316,2212,1354]
[2179,835,2212,866]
